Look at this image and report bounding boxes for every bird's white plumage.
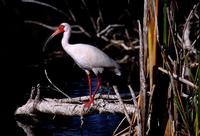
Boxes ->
[63,44,118,68]
[60,23,121,76]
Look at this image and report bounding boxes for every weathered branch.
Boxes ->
[15,85,135,117]
[15,96,136,117]
[157,66,198,89]
[113,85,132,124]
[97,24,138,51]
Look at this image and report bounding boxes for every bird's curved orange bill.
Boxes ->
[42,28,62,52]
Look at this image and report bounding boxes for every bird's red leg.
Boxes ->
[91,74,101,100]
[83,71,93,110]
[86,72,92,99]
[83,74,101,111]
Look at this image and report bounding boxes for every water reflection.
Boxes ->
[16,79,124,136]
[17,114,122,136]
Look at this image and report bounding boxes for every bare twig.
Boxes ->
[113,126,130,136]
[191,33,200,47]
[71,25,91,37]
[24,20,57,30]
[116,55,130,64]
[102,37,134,50]
[96,24,139,51]
[157,67,198,89]
[128,84,142,136]
[166,8,179,62]
[128,85,138,107]
[113,116,127,135]
[113,85,132,124]
[22,0,68,18]
[24,20,91,38]
[44,69,71,99]
[146,85,155,135]
[97,24,124,36]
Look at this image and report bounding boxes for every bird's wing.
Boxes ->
[65,44,118,69]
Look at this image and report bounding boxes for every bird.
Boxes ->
[44,22,121,111]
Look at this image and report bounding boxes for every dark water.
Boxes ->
[16,114,122,136]
[13,79,125,136]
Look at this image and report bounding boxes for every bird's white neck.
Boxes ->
[61,30,71,47]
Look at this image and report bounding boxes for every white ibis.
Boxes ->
[44,23,121,111]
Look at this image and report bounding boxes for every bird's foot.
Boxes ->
[82,98,94,112]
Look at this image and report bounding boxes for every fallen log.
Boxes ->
[15,97,135,116]
[14,84,135,117]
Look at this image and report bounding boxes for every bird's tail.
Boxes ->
[114,68,121,76]
[114,62,121,76]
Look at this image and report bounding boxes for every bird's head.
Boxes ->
[53,22,71,35]
[43,23,71,52]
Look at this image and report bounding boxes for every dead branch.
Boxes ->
[15,84,135,117]
[97,24,124,36]
[24,20,57,30]
[101,37,136,51]
[96,24,138,51]
[22,0,68,18]
[57,93,132,103]
[25,20,91,38]
[113,85,131,124]
[15,96,136,117]
[44,69,71,99]
[71,25,91,37]
[157,67,198,89]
